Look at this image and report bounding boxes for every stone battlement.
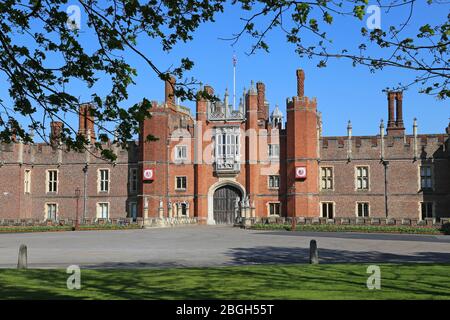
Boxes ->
[320,134,449,161]
[286,96,317,110]
[0,140,139,165]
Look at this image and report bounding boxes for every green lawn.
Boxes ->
[0,264,449,299]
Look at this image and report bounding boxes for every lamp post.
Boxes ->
[75,188,81,230]
[383,160,389,218]
[82,165,88,221]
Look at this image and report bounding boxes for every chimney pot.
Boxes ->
[78,103,96,143]
[395,91,404,128]
[296,69,305,97]
[204,85,214,96]
[50,121,63,147]
[387,92,395,128]
[164,75,176,106]
[256,82,266,120]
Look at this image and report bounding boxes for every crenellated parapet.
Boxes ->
[0,140,138,166]
[320,133,449,161]
[286,96,317,111]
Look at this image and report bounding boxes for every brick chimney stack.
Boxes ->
[78,103,96,142]
[386,91,405,136]
[164,75,176,106]
[387,92,395,129]
[256,81,266,120]
[396,91,404,129]
[204,85,214,96]
[196,84,213,122]
[296,69,305,97]
[50,121,63,147]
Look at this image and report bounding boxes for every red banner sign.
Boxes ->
[143,168,154,181]
[295,166,307,179]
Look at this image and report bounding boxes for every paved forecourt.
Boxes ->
[0,226,449,268]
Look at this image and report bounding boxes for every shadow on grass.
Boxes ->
[1,263,450,300]
[1,247,450,299]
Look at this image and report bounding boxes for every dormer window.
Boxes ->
[270,105,283,128]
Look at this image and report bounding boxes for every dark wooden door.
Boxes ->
[213,186,241,224]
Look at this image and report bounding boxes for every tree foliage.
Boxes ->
[0,0,225,160]
[227,0,449,99]
[0,0,447,161]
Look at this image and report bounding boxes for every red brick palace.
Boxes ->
[0,69,449,224]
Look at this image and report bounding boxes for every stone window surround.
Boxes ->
[419,201,435,220]
[354,165,370,191]
[175,145,188,161]
[418,164,434,192]
[267,175,280,190]
[44,202,58,221]
[355,201,370,217]
[24,169,32,194]
[214,127,241,158]
[319,166,334,191]
[175,176,187,191]
[320,201,335,219]
[268,143,280,159]
[97,168,110,194]
[96,202,110,219]
[267,201,281,216]
[46,169,59,194]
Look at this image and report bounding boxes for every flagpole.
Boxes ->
[233,55,236,110]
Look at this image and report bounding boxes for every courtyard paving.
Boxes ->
[0,225,449,268]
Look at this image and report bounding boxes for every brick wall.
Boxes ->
[0,70,448,222]
[0,141,138,220]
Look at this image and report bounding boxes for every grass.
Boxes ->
[0,224,141,234]
[251,223,447,235]
[0,264,449,299]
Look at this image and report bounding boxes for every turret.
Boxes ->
[270,105,283,129]
[286,69,319,217]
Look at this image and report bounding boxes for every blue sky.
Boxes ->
[0,1,448,139]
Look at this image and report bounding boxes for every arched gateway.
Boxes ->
[207,181,246,225]
[213,185,242,224]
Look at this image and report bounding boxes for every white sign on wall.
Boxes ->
[295,166,307,179]
[143,168,154,181]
